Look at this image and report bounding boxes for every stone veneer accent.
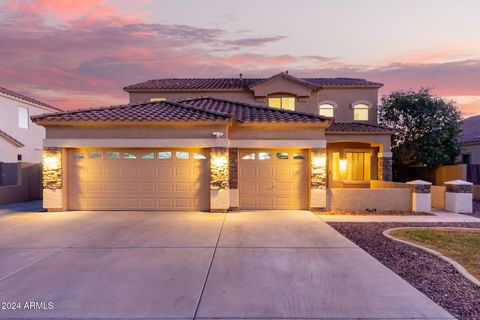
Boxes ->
[228,148,238,189]
[378,156,393,181]
[310,148,327,189]
[210,147,229,190]
[410,184,431,194]
[42,147,62,189]
[446,184,473,193]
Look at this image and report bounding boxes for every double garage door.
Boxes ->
[68,148,308,211]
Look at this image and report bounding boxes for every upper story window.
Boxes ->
[268,97,295,111]
[150,98,166,102]
[318,102,335,117]
[352,103,370,121]
[18,106,29,129]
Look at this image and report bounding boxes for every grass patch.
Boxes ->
[390,228,480,280]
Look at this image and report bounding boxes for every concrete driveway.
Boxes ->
[0,208,452,319]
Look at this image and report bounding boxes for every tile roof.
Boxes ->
[0,129,24,147]
[31,100,231,123]
[124,74,383,91]
[31,97,329,124]
[326,122,395,133]
[179,97,329,123]
[0,86,61,111]
[461,115,480,144]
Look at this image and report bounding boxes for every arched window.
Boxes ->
[352,103,370,121]
[318,103,335,117]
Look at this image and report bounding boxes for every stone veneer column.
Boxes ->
[228,148,239,210]
[445,180,473,213]
[210,147,229,212]
[378,152,393,181]
[310,148,327,210]
[406,180,432,212]
[42,147,67,211]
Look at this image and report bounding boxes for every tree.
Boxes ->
[378,88,462,177]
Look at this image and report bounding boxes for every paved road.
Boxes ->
[0,209,453,319]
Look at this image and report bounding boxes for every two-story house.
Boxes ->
[32,72,394,212]
[0,86,61,163]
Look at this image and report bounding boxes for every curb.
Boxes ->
[383,227,480,287]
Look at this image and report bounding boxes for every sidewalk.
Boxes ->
[317,209,480,223]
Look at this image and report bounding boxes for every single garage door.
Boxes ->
[68,148,210,211]
[239,149,308,209]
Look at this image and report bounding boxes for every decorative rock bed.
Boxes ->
[318,210,432,216]
[328,222,480,320]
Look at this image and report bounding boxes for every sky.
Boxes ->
[1,0,479,117]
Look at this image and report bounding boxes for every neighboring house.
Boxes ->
[32,72,394,212]
[0,86,61,163]
[461,114,480,165]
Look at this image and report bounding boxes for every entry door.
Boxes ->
[68,148,210,211]
[238,149,308,209]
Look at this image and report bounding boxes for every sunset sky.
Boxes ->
[1,0,479,117]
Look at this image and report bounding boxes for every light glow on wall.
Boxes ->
[339,159,347,171]
[43,155,60,170]
[212,155,227,168]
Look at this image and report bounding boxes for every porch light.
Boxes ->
[312,156,326,167]
[43,155,61,170]
[212,155,227,168]
[339,159,347,171]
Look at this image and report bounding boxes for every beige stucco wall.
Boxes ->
[0,94,52,163]
[0,163,42,204]
[229,124,326,140]
[431,185,446,209]
[326,134,391,152]
[127,77,380,124]
[328,188,411,211]
[462,143,480,165]
[370,180,409,188]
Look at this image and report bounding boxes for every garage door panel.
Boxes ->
[68,148,210,211]
[239,149,307,210]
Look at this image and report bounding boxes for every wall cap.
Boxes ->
[406,179,432,185]
[445,180,473,186]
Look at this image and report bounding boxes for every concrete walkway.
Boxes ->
[319,209,480,223]
[0,209,453,319]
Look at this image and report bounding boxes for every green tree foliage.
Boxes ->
[378,88,462,172]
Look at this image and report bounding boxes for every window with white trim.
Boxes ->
[353,103,369,121]
[18,107,29,129]
[319,103,335,117]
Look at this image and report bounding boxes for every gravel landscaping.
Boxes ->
[329,222,480,320]
[318,210,432,216]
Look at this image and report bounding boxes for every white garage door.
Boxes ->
[68,148,210,211]
[238,149,308,209]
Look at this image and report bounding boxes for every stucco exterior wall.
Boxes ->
[462,143,480,164]
[0,163,42,204]
[326,134,391,152]
[0,94,51,163]
[435,164,467,185]
[431,185,446,209]
[127,78,380,124]
[370,180,409,188]
[229,125,325,140]
[328,188,411,211]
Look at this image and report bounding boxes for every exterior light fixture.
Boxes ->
[312,156,326,167]
[212,155,227,168]
[43,155,60,170]
[339,159,347,171]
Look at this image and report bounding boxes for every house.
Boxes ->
[461,114,480,165]
[0,86,61,163]
[32,72,394,212]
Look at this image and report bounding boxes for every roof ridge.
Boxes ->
[31,100,233,122]
[178,96,328,121]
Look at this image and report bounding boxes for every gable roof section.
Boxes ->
[179,97,329,123]
[0,129,24,147]
[124,75,383,91]
[326,122,395,134]
[461,115,480,144]
[31,100,231,123]
[248,72,318,90]
[0,86,62,112]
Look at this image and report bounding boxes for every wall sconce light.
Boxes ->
[339,159,347,171]
[312,156,326,167]
[212,155,227,168]
[43,155,60,170]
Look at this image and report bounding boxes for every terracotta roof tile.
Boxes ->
[326,122,394,133]
[0,129,24,147]
[31,100,231,123]
[0,86,61,111]
[179,97,329,123]
[124,74,383,91]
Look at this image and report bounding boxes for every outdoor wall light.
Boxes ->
[43,155,60,170]
[339,159,347,171]
[212,155,227,168]
[312,156,326,167]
